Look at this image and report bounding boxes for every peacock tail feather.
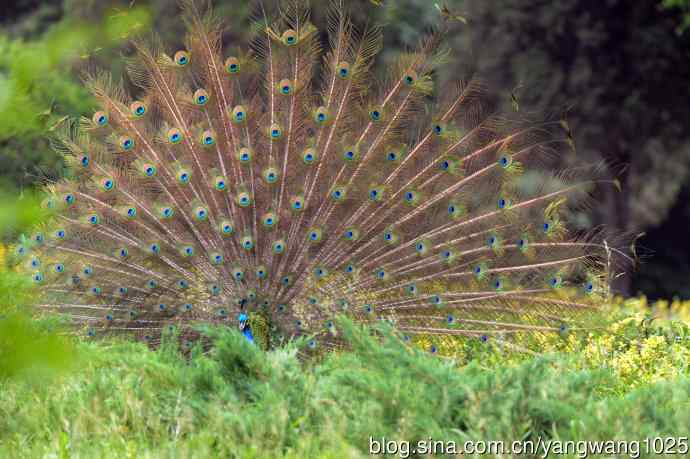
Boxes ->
[16,0,630,353]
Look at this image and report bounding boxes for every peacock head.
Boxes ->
[238,312,249,330]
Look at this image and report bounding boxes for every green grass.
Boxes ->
[1,320,689,458]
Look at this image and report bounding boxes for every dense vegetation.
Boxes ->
[1,299,690,457]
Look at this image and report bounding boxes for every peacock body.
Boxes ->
[18,0,628,352]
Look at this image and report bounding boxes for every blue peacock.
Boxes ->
[16,0,630,353]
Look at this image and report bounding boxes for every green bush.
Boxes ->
[0,190,75,381]
[1,319,688,458]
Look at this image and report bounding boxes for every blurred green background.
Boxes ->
[1,0,690,299]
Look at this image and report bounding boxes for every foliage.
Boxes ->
[0,301,74,381]
[624,294,690,322]
[0,189,53,243]
[0,307,689,457]
[0,191,75,381]
[415,297,690,394]
[662,0,690,32]
[0,4,151,187]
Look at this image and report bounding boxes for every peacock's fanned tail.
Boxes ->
[19,0,629,352]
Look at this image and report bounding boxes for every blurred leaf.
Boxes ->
[662,0,690,33]
[0,189,74,381]
[509,82,523,112]
[105,6,151,41]
[435,2,468,24]
[0,3,152,188]
[0,189,53,241]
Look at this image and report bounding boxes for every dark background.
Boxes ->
[1,0,689,299]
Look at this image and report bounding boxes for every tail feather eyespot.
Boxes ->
[282,29,298,46]
[174,50,190,66]
[193,89,210,105]
[130,101,147,117]
[92,111,108,127]
[225,56,240,74]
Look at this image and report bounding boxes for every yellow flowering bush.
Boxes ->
[581,316,690,388]
[0,245,6,270]
[408,296,690,394]
[614,295,690,323]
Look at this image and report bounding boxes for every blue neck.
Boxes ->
[242,326,254,344]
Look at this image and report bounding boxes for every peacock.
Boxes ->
[16,0,630,353]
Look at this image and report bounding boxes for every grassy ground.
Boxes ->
[1,305,689,458]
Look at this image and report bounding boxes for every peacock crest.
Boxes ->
[16,0,629,353]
